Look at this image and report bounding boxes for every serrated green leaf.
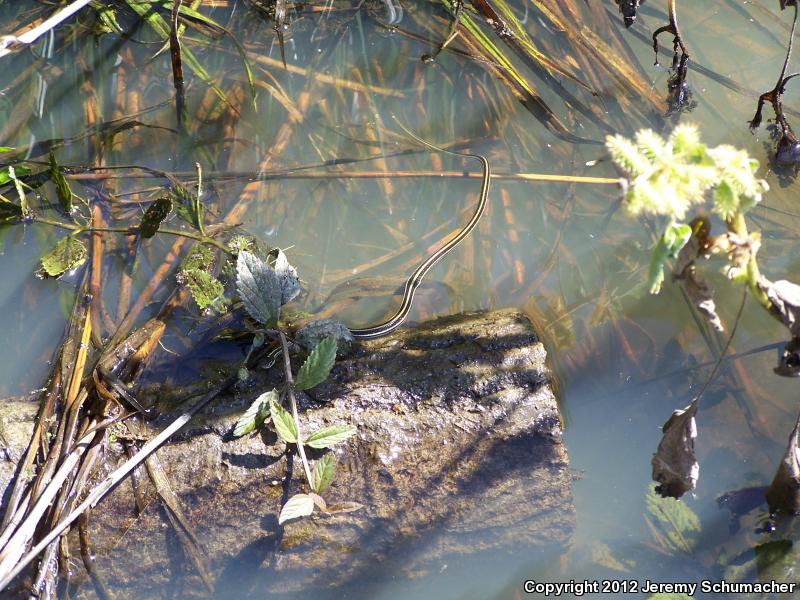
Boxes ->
[270,397,297,444]
[139,197,173,239]
[48,152,73,214]
[278,493,315,524]
[182,244,214,271]
[236,251,281,327]
[228,234,257,254]
[713,179,737,220]
[311,453,336,493]
[305,424,356,449]
[295,336,337,391]
[171,184,204,232]
[38,236,88,278]
[233,389,275,437]
[181,268,224,310]
[271,248,300,305]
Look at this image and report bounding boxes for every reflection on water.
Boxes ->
[1,0,800,597]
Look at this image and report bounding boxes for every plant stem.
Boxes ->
[32,217,232,254]
[728,211,771,311]
[278,331,314,488]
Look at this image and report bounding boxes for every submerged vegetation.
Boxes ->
[0,0,798,596]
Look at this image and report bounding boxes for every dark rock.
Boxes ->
[0,309,573,597]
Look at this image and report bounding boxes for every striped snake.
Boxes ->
[350,128,491,339]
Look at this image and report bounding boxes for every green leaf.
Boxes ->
[171,184,204,232]
[305,424,356,449]
[233,389,275,437]
[311,453,336,493]
[181,269,224,310]
[270,397,297,444]
[0,165,30,186]
[713,179,737,220]
[271,248,301,305]
[295,319,353,354]
[182,244,215,271]
[647,223,691,294]
[663,223,692,258]
[294,336,337,391]
[48,152,73,214]
[38,236,88,278]
[0,147,14,153]
[179,244,224,310]
[236,251,281,328]
[278,493,315,524]
[139,197,173,239]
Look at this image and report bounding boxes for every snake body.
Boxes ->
[350,142,491,339]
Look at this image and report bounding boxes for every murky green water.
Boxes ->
[2,0,800,598]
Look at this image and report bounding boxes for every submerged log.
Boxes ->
[0,308,573,597]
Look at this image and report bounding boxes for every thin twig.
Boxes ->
[0,0,94,59]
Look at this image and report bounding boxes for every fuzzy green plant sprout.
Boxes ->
[606,124,771,312]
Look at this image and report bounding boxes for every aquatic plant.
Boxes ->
[231,249,358,523]
[606,124,768,305]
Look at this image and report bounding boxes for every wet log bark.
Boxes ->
[0,308,574,597]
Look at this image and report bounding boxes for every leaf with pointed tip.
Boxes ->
[38,236,88,278]
[171,184,204,232]
[295,336,337,391]
[49,152,73,214]
[305,424,356,449]
[181,269,225,310]
[270,396,297,444]
[139,197,173,239]
[295,319,353,355]
[236,251,281,328]
[233,389,275,437]
[271,248,300,305]
[278,493,315,524]
[648,223,692,294]
[311,453,336,493]
[309,492,327,511]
